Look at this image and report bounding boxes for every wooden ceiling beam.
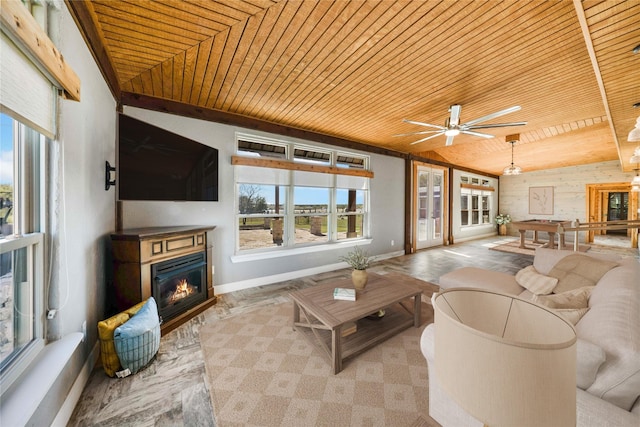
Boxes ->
[573,0,621,169]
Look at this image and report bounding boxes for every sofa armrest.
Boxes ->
[577,388,640,427]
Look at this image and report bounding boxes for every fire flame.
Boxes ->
[169,278,195,303]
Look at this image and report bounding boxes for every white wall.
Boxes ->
[56,5,117,347]
[498,160,637,237]
[120,106,405,291]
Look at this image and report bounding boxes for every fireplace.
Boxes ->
[110,226,217,335]
[152,252,207,322]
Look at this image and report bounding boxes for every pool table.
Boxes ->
[510,219,573,249]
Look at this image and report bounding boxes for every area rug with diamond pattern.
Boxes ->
[200,300,433,426]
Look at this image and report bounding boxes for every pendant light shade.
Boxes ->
[628,117,640,142]
[632,171,640,192]
[503,140,522,175]
[630,146,640,164]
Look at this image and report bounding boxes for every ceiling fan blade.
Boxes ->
[409,131,445,145]
[393,130,443,137]
[445,134,455,146]
[461,130,495,139]
[402,119,446,130]
[448,105,461,127]
[461,105,521,127]
[464,121,527,130]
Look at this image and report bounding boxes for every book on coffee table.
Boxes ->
[333,287,356,301]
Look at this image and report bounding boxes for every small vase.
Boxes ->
[499,224,507,236]
[351,269,368,290]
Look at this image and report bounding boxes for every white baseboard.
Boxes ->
[215,250,405,294]
[51,339,100,427]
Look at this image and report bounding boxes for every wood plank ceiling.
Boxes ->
[67,0,640,176]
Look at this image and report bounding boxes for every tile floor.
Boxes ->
[67,236,637,426]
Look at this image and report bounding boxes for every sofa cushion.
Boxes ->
[548,254,618,293]
[532,287,592,324]
[533,248,620,275]
[533,286,593,309]
[576,338,606,390]
[515,265,558,295]
[555,307,589,325]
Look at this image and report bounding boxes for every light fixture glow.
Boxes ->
[503,139,522,175]
[630,146,640,164]
[632,167,640,191]
[628,117,640,142]
[444,128,460,137]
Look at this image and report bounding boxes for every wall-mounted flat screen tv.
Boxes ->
[118,114,218,201]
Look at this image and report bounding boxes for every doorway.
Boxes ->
[606,192,628,234]
[414,164,446,250]
[586,183,639,248]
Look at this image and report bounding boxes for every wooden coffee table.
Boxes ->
[290,272,424,374]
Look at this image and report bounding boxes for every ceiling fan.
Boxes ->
[395,104,527,146]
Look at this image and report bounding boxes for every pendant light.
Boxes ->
[631,147,640,192]
[631,171,640,192]
[503,136,522,175]
[631,146,640,192]
[628,117,640,142]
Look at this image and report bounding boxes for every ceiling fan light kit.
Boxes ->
[397,104,527,146]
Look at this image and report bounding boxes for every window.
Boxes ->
[1,0,58,392]
[0,114,46,390]
[235,135,370,252]
[460,174,493,228]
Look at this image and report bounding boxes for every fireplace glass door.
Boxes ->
[152,252,207,321]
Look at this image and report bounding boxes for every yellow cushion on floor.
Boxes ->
[97,300,148,377]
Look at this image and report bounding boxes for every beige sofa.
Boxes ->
[421,248,640,427]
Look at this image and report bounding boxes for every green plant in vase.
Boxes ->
[339,246,374,290]
[495,213,511,235]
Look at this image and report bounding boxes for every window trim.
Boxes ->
[234,135,371,254]
[231,155,374,178]
[0,232,45,391]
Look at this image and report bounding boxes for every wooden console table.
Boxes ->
[110,225,217,334]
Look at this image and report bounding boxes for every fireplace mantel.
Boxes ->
[110,225,217,334]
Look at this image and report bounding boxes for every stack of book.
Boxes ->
[341,321,357,337]
[333,287,356,301]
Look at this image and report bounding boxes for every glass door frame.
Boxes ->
[413,162,448,250]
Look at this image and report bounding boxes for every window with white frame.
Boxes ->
[235,136,370,252]
[0,114,46,390]
[460,174,493,227]
[0,0,56,392]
